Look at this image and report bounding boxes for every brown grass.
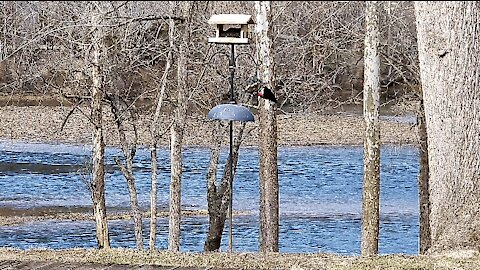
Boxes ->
[0,248,479,270]
[0,105,417,147]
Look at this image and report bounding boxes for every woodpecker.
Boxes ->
[257,85,277,103]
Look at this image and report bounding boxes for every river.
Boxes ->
[0,140,419,255]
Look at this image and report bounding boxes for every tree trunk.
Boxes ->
[169,118,183,252]
[204,122,225,252]
[361,0,381,256]
[89,3,110,250]
[417,97,431,254]
[149,12,175,253]
[255,0,279,253]
[204,122,247,252]
[168,1,190,252]
[149,145,158,251]
[106,92,143,250]
[414,2,480,253]
[114,154,143,250]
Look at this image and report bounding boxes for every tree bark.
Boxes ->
[255,0,279,253]
[417,97,431,254]
[415,1,480,253]
[168,1,190,252]
[149,10,175,253]
[204,122,225,252]
[204,122,246,252]
[89,2,110,250]
[361,0,381,256]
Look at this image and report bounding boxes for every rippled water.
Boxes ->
[0,140,419,255]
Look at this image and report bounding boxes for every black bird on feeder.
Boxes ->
[257,85,277,103]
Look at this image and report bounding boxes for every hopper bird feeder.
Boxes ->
[207,14,255,253]
[207,14,254,44]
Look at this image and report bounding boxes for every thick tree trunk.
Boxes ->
[415,2,480,253]
[168,1,190,252]
[90,4,110,250]
[255,0,279,253]
[417,97,431,254]
[361,1,381,256]
[149,13,175,253]
[204,122,226,252]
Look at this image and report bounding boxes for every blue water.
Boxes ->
[0,141,419,255]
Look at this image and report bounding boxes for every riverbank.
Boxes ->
[0,248,479,270]
[0,105,418,147]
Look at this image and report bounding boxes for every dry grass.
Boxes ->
[0,248,479,270]
[0,105,417,147]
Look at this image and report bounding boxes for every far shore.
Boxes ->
[0,104,418,148]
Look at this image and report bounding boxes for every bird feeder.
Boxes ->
[207,14,254,44]
[206,13,255,254]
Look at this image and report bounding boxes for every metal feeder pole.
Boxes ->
[228,43,235,253]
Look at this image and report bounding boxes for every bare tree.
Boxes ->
[361,0,381,256]
[169,1,191,252]
[2,1,421,115]
[107,97,144,250]
[203,121,247,251]
[204,88,255,252]
[149,6,176,252]
[89,1,110,250]
[415,1,480,253]
[255,0,279,253]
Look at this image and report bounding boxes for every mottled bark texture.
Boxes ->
[89,2,110,250]
[417,97,431,254]
[361,0,380,256]
[415,1,480,253]
[255,0,279,253]
[168,1,190,252]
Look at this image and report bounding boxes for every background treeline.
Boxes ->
[0,1,418,114]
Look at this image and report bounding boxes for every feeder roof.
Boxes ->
[208,14,254,25]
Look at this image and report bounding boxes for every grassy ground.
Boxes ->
[0,248,479,270]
